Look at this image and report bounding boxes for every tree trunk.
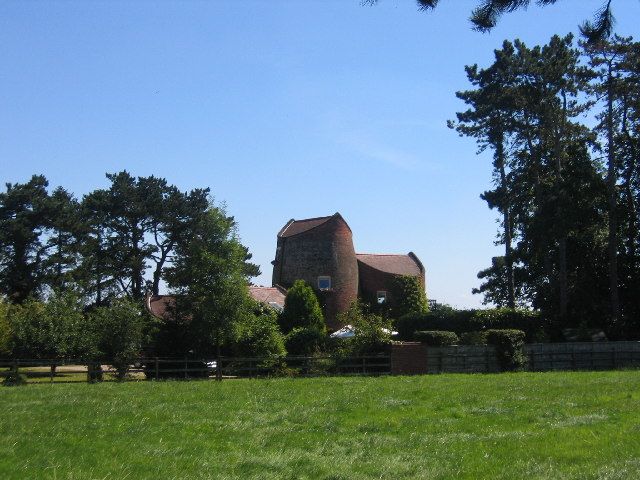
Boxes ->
[496,136,516,308]
[606,65,621,329]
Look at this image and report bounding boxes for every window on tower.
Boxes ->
[317,276,331,290]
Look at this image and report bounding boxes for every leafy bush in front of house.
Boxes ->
[459,331,488,345]
[235,307,286,359]
[414,330,459,346]
[389,275,429,319]
[279,280,326,334]
[485,329,526,371]
[336,301,392,356]
[285,327,326,356]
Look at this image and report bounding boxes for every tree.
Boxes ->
[0,175,52,303]
[279,280,326,335]
[388,275,429,319]
[584,35,640,336]
[42,187,83,292]
[166,205,260,359]
[336,300,392,355]
[0,300,12,356]
[86,298,153,380]
[234,303,286,359]
[367,0,622,43]
[8,291,86,359]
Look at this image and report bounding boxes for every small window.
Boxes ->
[377,291,387,304]
[318,276,332,290]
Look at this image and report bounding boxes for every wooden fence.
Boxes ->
[0,354,391,384]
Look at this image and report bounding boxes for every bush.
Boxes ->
[459,331,488,345]
[414,330,459,346]
[8,292,87,359]
[486,329,526,371]
[285,327,326,356]
[396,308,545,342]
[87,298,152,380]
[0,301,12,356]
[279,280,325,334]
[389,275,429,319]
[2,370,26,387]
[336,301,392,356]
[234,309,286,359]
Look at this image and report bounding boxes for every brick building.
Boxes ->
[271,213,426,330]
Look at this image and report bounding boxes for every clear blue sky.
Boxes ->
[2,0,639,307]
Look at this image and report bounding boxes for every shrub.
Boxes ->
[414,330,459,346]
[234,309,286,359]
[285,327,326,356]
[279,280,325,334]
[2,370,26,387]
[87,298,152,380]
[396,308,545,342]
[389,275,429,319]
[459,331,488,345]
[337,301,392,356]
[0,301,12,356]
[486,329,526,371]
[8,292,86,359]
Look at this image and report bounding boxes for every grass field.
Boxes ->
[1,371,639,479]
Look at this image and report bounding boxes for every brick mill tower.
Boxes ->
[271,213,359,330]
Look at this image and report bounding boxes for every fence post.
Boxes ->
[184,357,188,379]
[50,362,55,383]
[155,357,159,380]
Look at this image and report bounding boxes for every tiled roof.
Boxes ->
[146,286,286,320]
[278,216,333,238]
[356,253,423,276]
[248,286,286,307]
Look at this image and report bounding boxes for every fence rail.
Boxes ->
[0,354,392,384]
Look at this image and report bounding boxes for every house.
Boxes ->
[271,212,426,330]
[146,286,286,320]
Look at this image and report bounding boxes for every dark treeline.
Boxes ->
[0,171,259,305]
[451,34,640,339]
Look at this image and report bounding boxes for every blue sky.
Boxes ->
[2,0,639,307]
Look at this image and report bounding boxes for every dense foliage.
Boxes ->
[279,280,326,335]
[414,330,459,346]
[486,329,527,371]
[396,307,545,342]
[388,274,429,319]
[452,34,640,339]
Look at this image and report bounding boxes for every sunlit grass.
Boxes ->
[1,370,639,479]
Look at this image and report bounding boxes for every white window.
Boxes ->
[377,291,387,304]
[318,276,332,290]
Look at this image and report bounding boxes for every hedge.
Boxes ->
[485,329,526,371]
[414,330,459,346]
[396,308,546,342]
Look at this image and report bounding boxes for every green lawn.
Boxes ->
[1,371,639,479]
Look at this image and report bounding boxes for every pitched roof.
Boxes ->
[146,287,287,320]
[278,215,333,238]
[356,253,423,276]
[248,285,286,307]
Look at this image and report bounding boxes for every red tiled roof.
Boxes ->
[278,216,333,238]
[146,287,286,320]
[248,286,286,307]
[356,253,423,276]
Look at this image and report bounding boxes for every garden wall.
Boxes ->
[391,341,640,374]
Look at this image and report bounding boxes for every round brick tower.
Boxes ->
[271,213,358,330]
